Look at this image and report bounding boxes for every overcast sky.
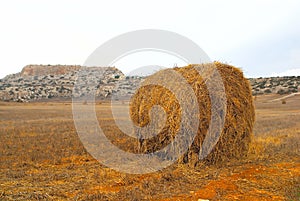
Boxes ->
[0,0,299,78]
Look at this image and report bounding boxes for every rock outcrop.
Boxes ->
[20,65,81,76]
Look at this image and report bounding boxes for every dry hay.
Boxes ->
[129,62,255,165]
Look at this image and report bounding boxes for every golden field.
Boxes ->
[0,94,299,201]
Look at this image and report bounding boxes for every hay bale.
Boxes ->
[129,62,255,164]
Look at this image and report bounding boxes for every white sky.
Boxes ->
[0,0,299,78]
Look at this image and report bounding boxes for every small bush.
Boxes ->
[264,89,272,93]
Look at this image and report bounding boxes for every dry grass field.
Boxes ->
[0,94,299,200]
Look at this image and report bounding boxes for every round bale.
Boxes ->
[129,62,255,165]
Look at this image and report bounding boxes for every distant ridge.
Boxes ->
[249,76,300,95]
[0,65,300,102]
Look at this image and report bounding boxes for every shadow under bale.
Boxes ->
[129,62,255,165]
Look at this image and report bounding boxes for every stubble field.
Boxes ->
[0,94,299,200]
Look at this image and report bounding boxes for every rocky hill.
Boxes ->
[0,65,299,102]
[0,65,130,102]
